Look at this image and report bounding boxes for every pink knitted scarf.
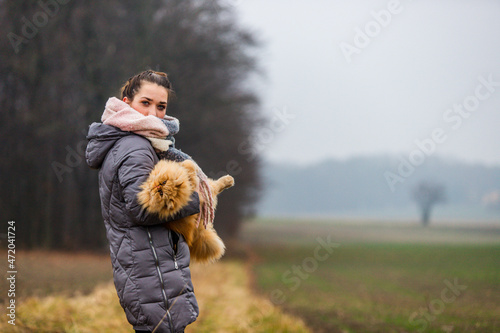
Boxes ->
[102,97,170,138]
[101,97,215,229]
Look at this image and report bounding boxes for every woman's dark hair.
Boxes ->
[120,70,174,102]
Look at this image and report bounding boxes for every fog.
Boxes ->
[234,0,500,166]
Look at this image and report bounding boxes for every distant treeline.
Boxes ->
[0,1,262,249]
[259,156,500,219]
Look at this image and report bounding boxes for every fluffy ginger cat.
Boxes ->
[137,159,234,263]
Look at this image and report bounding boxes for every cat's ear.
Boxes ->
[181,159,197,174]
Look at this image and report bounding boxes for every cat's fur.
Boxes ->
[137,159,234,263]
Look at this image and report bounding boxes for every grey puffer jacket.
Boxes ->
[86,122,200,332]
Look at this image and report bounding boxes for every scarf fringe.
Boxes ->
[195,167,216,229]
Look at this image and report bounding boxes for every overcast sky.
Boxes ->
[233,0,500,166]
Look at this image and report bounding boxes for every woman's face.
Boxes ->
[123,81,169,118]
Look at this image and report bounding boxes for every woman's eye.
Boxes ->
[158,105,165,111]
[141,101,149,106]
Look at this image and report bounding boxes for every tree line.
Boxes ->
[0,0,262,250]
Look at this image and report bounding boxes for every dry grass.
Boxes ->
[0,251,310,333]
[189,260,310,333]
[2,281,132,333]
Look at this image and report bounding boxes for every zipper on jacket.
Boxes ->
[147,227,174,331]
[173,240,179,270]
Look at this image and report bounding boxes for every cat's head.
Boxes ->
[138,159,199,217]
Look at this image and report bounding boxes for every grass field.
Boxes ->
[241,218,500,333]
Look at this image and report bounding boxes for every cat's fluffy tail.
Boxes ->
[190,226,225,263]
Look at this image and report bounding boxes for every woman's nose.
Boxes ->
[147,107,156,116]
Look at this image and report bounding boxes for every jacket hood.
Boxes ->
[85,122,131,169]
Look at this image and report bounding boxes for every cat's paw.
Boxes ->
[220,175,235,189]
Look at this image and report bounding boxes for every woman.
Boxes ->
[86,70,199,333]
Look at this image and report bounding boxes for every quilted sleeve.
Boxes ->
[117,143,165,226]
[117,138,201,225]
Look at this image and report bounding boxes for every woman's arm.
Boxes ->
[164,192,200,222]
[117,144,200,226]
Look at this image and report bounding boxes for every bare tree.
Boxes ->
[412,181,446,226]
